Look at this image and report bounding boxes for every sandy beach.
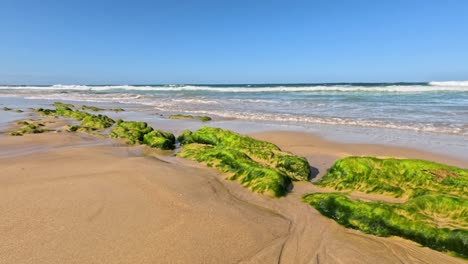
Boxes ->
[1,116,466,264]
[2,1,468,262]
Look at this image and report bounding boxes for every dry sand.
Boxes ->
[0,129,466,264]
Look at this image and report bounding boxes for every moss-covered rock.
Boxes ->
[179,144,291,197]
[110,108,125,112]
[143,130,176,150]
[2,107,22,112]
[17,121,30,126]
[178,126,310,181]
[9,123,49,136]
[53,102,74,108]
[304,192,468,257]
[81,114,115,129]
[316,157,467,198]
[304,156,468,257]
[109,119,175,150]
[66,125,81,132]
[110,119,153,144]
[37,108,56,116]
[169,114,212,122]
[55,107,90,120]
[177,127,310,197]
[82,105,105,111]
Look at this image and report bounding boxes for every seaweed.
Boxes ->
[9,123,49,136]
[53,102,74,108]
[82,105,105,111]
[81,114,115,129]
[110,119,175,150]
[304,156,468,257]
[316,157,467,198]
[143,130,176,150]
[177,126,310,197]
[169,114,212,122]
[304,193,468,257]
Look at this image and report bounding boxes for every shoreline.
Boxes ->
[1,111,466,263]
[1,96,467,160]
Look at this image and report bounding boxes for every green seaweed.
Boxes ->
[110,108,125,112]
[110,119,175,149]
[177,127,310,197]
[81,114,115,129]
[316,157,467,198]
[10,123,49,136]
[53,102,74,108]
[67,125,81,132]
[169,114,212,122]
[36,108,56,116]
[2,107,23,112]
[179,144,291,197]
[143,130,176,150]
[304,156,468,257]
[304,193,468,257]
[82,105,105,111]
[43,105,115,130]
[178,127,310,181]
[110,119,153,144]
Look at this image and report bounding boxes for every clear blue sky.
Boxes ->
[1,0,467,84]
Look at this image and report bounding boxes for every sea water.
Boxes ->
[0,81,467,158]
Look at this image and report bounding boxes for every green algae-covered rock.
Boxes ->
[55,107,90,120]
[37,108,56,116]
[180,144,291,197]
[110,119,175,149]
[111,108,125,112]
[317,156,468,198]
[10,123,48,136]
[304,156,468,257]
[53,102,74,108]
[178,126,310,181]
[66,125,81,132]
[2,107,23,112]
[303,192,468,257]
[82,105,105,111]
[110,119,153,144]
[169,114,212,122]
[81,114,115,129]
[177,126,311,197]
[143,130,176,150]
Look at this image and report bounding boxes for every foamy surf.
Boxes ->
[0,81,466,137]
[1,81,468,93]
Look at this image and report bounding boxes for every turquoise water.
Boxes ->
[1,81,467,136]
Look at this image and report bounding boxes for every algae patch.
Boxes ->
[3,107,23,112]
[82,105,105,111]
[110,119,175,150]
[10,122,50,136]
[305,156,468,257]
[177,126,311,197]
[169,114,212,122]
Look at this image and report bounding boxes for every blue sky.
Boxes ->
[1,0,467,84]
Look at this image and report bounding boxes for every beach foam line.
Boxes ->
[1,83,468,92]
[429,81,468,87]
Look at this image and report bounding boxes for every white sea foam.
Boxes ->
[429,81,468,87]
[1,83,468,92]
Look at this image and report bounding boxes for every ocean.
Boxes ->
[1,81,467,136]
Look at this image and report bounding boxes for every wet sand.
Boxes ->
[0,129,466,263]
